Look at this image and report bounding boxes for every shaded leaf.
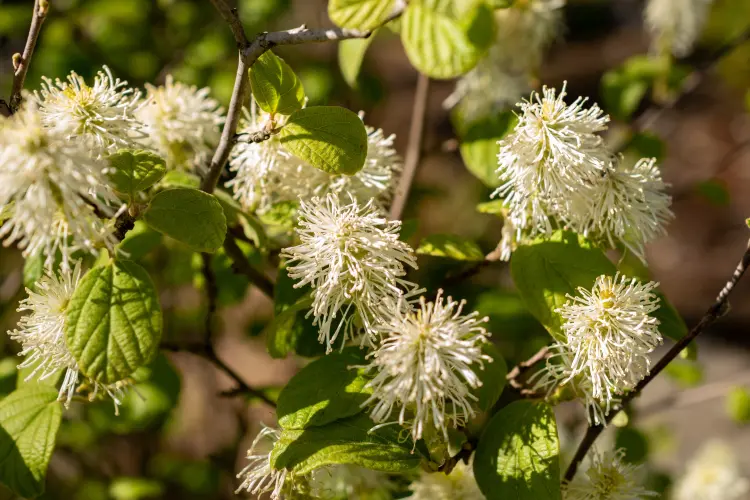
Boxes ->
[417,234,484,261]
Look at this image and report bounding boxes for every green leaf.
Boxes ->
[664,359,703,388]
[277,347,371,430]
[328,0,398,31]
[0,358,18,398]
[250,51,305,116]
[726,386,750,424]
[696,179,731,206]
[459,111,516,186]
[65,260,162,384]
[108,150,167,199]
[473,343,507,412]
[143,188,227,253]
[271,413,424,475]
[23,254,44,291]
[627,132,666,161]
[117,221,163,261]
[0,386,62,498]
[473,401,561,500]
[280,106,368,175]
[416,234,484,261]
[401,0,495,79]
[476,199,506,216]
[338,34,376,87]
[510,231,617,341]
[652,291,692,357]
[109,477,164,500]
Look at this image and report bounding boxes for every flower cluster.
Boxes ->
[281,194,421,351]
[362,291,491,441]
[228,106,400,213]
[236,425,288,499]
[493,83,673,261]
[645,0,714,57]
[535,274,662,424]
[673,441,750,500]
[564,448,657,499]
[407,461,484,500]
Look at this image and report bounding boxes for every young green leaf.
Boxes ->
[338,34,377,87]
[249,51,305,116]
[328,0,398,31]
[473,401,561,500]
[108,150,167,199]
[277,347,371,430]
[510,231,617,341]
[65,260,162,384]
[271,413,425,475]
[459,111,516,187]
[416,234,484,261]
[280,106,368,175]
[401,0,495,79]
[143,188,227,253]
[0,386,62,498]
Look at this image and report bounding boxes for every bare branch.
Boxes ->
[564,238,750,482]
[506,346,550,396]
[6,0,48,113]
[389,73,430,221]
[223,235,275,298]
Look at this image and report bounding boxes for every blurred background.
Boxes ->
[1,0,750,498]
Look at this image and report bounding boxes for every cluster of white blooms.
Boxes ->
[493,83,673,261]
[535,274,662,425]
[407,461,483,500]
[362,291,491,441]
[228,106,400,213]
[673,441,750,500]
[645,0,714,57]
[9,264,130,411]
[281,194,420,351]
[236,425,288,499]
[137,75,224,171]
[564,448,656,499]
[309,465,395,500]
[444,0,563,123]
[33,65,144,155]
[0,103,120,268]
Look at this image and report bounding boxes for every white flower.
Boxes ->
[362,291,491,441]
[33,65,144,154]
[492,0,566,73]
[645,0,714,57]
[564,448,657,499]
[9,263,131,412]
[136,75,224,171]
[570,157,673,261]
[493,83,610,246]
[673,441,750,500]
[281,194,420,351]
[228,107,400,212]
[0,103,120,268]
[236,426,288,499]
[309,465,395,500]
[535,274,662,425]
[407,461,483,500]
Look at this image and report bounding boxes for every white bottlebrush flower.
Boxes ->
[564,448,657,499]
[281,194,420,351]
[673,441,750,500]
[137,75,224,171]
[33,65,144,154]
[535,274,662,425]
[645,0,714,57]
[407,461,484,500]
[362,291,491,441]
[228,107,400,212]
[492,0,566,73]
[493,83,610,243]
[570,157,673,261]
[309,465,395,500]
[236,426,288,499]
[9,263,130,412]
[0,103,120,268]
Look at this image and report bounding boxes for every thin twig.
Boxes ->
[506,346,550,396]
[3,0,48,113]
[438,439,477,475]
[223,235,275,298]
[389,73,430,221]
[564,238,750,482]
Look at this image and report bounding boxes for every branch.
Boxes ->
[3,0,48,113]
[506,346,550,397]
[389,73,430,221]
[564,238,750,482]
[438,438,477,475]
[223,235,275,298]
